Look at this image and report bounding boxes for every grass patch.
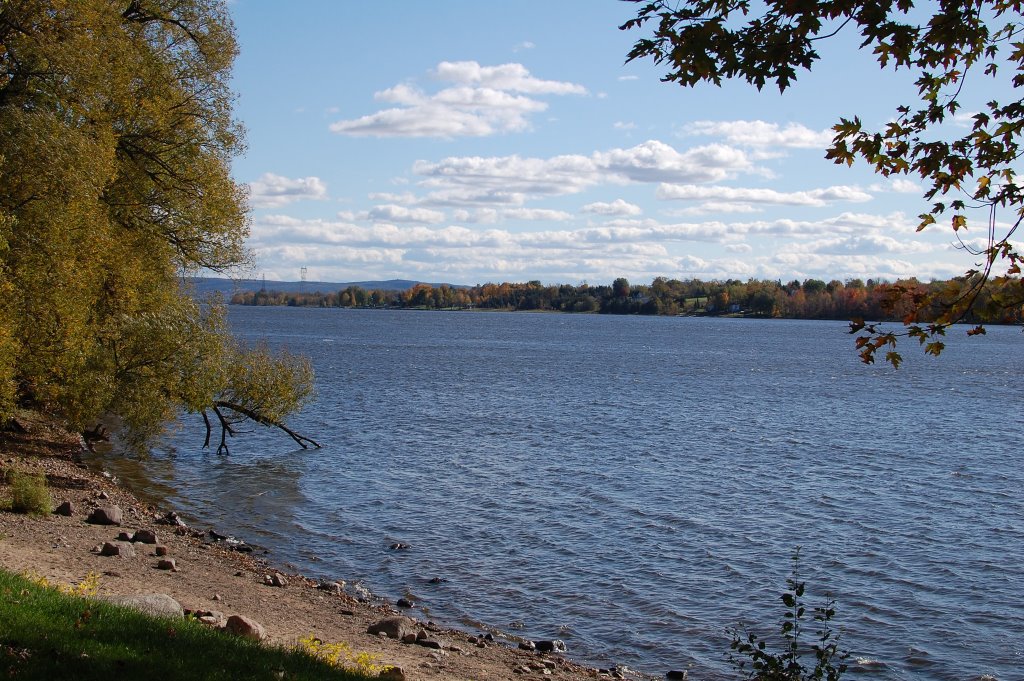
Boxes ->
[7,470,51,515]
[0,569,374,681]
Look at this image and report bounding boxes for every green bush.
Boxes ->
[9,471,52,515]
[728,548,848,681]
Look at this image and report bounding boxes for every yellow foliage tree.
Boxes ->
[0,0,316,452]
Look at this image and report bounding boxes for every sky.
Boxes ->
[226,1,1001,286]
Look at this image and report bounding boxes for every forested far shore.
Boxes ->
[229,276,1024,324]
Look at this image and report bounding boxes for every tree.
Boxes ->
[621,0,1024,366]
[0,0,316,452]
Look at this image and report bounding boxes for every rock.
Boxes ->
[154,545,169,556]
[366,616,413,639]
[378,667,406,681]
[87,506,123,526]
[388,542,410,550]
[53,501,74,516]
[155,511,186,527]
[535,640,567,653]
[116,531,133,542]
[98,491,110,500]
[666,672,688,680]
[271,573,288,587]
[100,541,135,558]
[401,633,418,644]
[417,639,443,650]
[226,614,267,641]
[132,529,158,544]
[157,558,177,571]
[396,597,414,608]
[102,594,183,618]
[519,641,536,651]
[416,629,428,641]
[212,594,222,601]
[316,580,345,594]
[428,576,447,584]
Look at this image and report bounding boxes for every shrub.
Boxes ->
[727,548,848,681]
[9,471,52,515]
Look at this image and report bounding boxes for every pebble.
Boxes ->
[396,597,414,608]
[53,501,74,516]
[519,641,537,651]
[271,573,288,587]
[116,531,133,542]
[157,558,177,571]
[154,545,169,557]
[535,640,567,653]
[316,580,345,594]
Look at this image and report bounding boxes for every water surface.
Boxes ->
[98,308,1023,680]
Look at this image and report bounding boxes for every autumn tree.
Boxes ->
[622,0,1024,365]
[0,0,315,452]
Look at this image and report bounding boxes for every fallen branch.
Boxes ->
[213,400,321,451]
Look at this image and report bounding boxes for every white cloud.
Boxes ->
[890,178,922,193]
[618,75,639,81]
[432,61,586,95]
[248,173,328,208]
[804,234,935,255]
[684,120,833,149]
[656,183,872,206]
[614,121,637,131]
[413,141,755,207]
[368,204,446,224]
[503,208,573,221]
[329,62,585,138]
[669,201,764,216]
[582,199,643,217]
[512,41,535,52]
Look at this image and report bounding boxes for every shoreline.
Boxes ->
[0,413,651,681]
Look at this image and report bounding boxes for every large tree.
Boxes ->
[621,0,1024,365]
[0,0,315,451]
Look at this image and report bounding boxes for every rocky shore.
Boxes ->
[0,414,663,681]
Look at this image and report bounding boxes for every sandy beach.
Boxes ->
[0,414,628,681]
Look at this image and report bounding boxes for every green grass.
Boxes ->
[0,569,373,681]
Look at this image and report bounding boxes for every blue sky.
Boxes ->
[228,1,995,286]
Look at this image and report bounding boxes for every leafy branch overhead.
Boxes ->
[0,1,315,449]
[622,0,1024,365]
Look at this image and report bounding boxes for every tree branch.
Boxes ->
[214,400,321,450]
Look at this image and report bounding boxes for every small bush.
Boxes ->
[9,471,52,515]
[727,548,848,681]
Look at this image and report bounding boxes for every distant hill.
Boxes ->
[187,277,463,298]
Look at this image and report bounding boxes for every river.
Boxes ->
[96,307,1023,680]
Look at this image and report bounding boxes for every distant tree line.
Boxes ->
[230,276,1024,325]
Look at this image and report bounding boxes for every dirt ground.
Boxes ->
[0,413,631,681]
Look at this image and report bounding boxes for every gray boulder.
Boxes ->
[367,616,413,639]
[101,593,183,618]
